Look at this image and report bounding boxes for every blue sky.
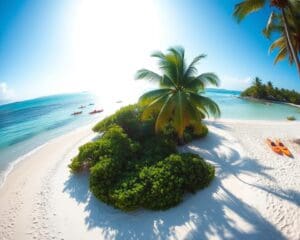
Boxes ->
[0,0,299,103]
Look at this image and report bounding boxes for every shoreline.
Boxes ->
[240,96,300,109]
[0,119,100,190]
[0,119,300,239]
[0,118,298,189]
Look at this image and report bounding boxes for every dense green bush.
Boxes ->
[184,124,208,142]
[287,116,296,121]
[241,77,300,104]
[70,104,214,211]
[93,104,155,141]
[69,125,138,172]
[92,104,208,144]
[88,152,214,211]
[90,157,122,203]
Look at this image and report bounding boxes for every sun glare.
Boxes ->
[64,0,164,104]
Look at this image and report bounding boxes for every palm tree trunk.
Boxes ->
[281,8,300,77]
[178,130,185,145]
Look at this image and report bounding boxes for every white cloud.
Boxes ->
[0,82,15,101]
[219,75,253,91]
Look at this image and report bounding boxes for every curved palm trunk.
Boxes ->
[178,128,185,145]
[282,8,300,77]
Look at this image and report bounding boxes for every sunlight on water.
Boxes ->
[0,90,299,184]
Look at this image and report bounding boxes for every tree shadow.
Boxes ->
[63,123,286,239]
[235,175,300,207]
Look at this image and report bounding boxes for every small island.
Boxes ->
[241,77,300,105]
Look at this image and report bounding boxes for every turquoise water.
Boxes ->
[0,93,106,184]
[0,89,300,184]
[204,89,300,120]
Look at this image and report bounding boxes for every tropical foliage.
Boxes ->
[234,0,300,75]
[135,47,220,143]
[241,77,300,104]
[70,105,214,211]
[263,8,300,65]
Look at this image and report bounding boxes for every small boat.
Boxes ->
[116,100,122,103]
[266,139,282,155]
[79,105,86,109]
[89,103,94,106]
[71,111,83,116]
[275,139,293,157]
[89,109,103,114]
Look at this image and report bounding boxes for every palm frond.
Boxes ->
[269,36,286,53]
[195,73,220,87]
[168,46,186,85]
[234,0,266,22]
[184,54,206,78]
[189,93,220,118]
[185,77,205,91]
[274,47,288,64]
[151,51,165,59]
[155,95,176,132]
[263,12,283,38]
[135,69,162,82]
[160,75,176,88]
[141,94,170,121]
[139,88,172,106]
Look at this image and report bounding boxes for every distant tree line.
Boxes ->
[241,77,300,104]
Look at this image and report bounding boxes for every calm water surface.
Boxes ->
[0,90,299,184]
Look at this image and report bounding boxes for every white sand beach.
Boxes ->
[0,120,300,240]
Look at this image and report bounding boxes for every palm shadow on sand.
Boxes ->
[63,123,288,240]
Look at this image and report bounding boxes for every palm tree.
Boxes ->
[263,11,300,65]
[135,47,220,143]
[254,77,263,88]
[233,0,300,76]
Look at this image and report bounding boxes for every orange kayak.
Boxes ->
[266,139,282,155]
[275,140,293,157]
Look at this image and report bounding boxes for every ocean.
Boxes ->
[0,89,300,185]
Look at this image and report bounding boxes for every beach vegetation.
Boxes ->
[263,10,300,67]
[241,77,300,104]
[287,116,296,120]
[70,104,214,211]
[135,46,220,144]
[233,0,300,76]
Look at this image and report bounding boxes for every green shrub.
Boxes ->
[93,104,155,141]
[68,156,82,172]
[89,157,122,204]
[87,151,215,211]
[139,163,184,210]
[110,173,145,211]
[184,124,208,142]
[165,153,215,192]
[141,136,177,163]
[138,153,214,210]
[71,104,214,211]
[69,125,138,172]
[287,116,296,121]
[92,104,208,144]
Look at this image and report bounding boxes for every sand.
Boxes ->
[0,120,300,240]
